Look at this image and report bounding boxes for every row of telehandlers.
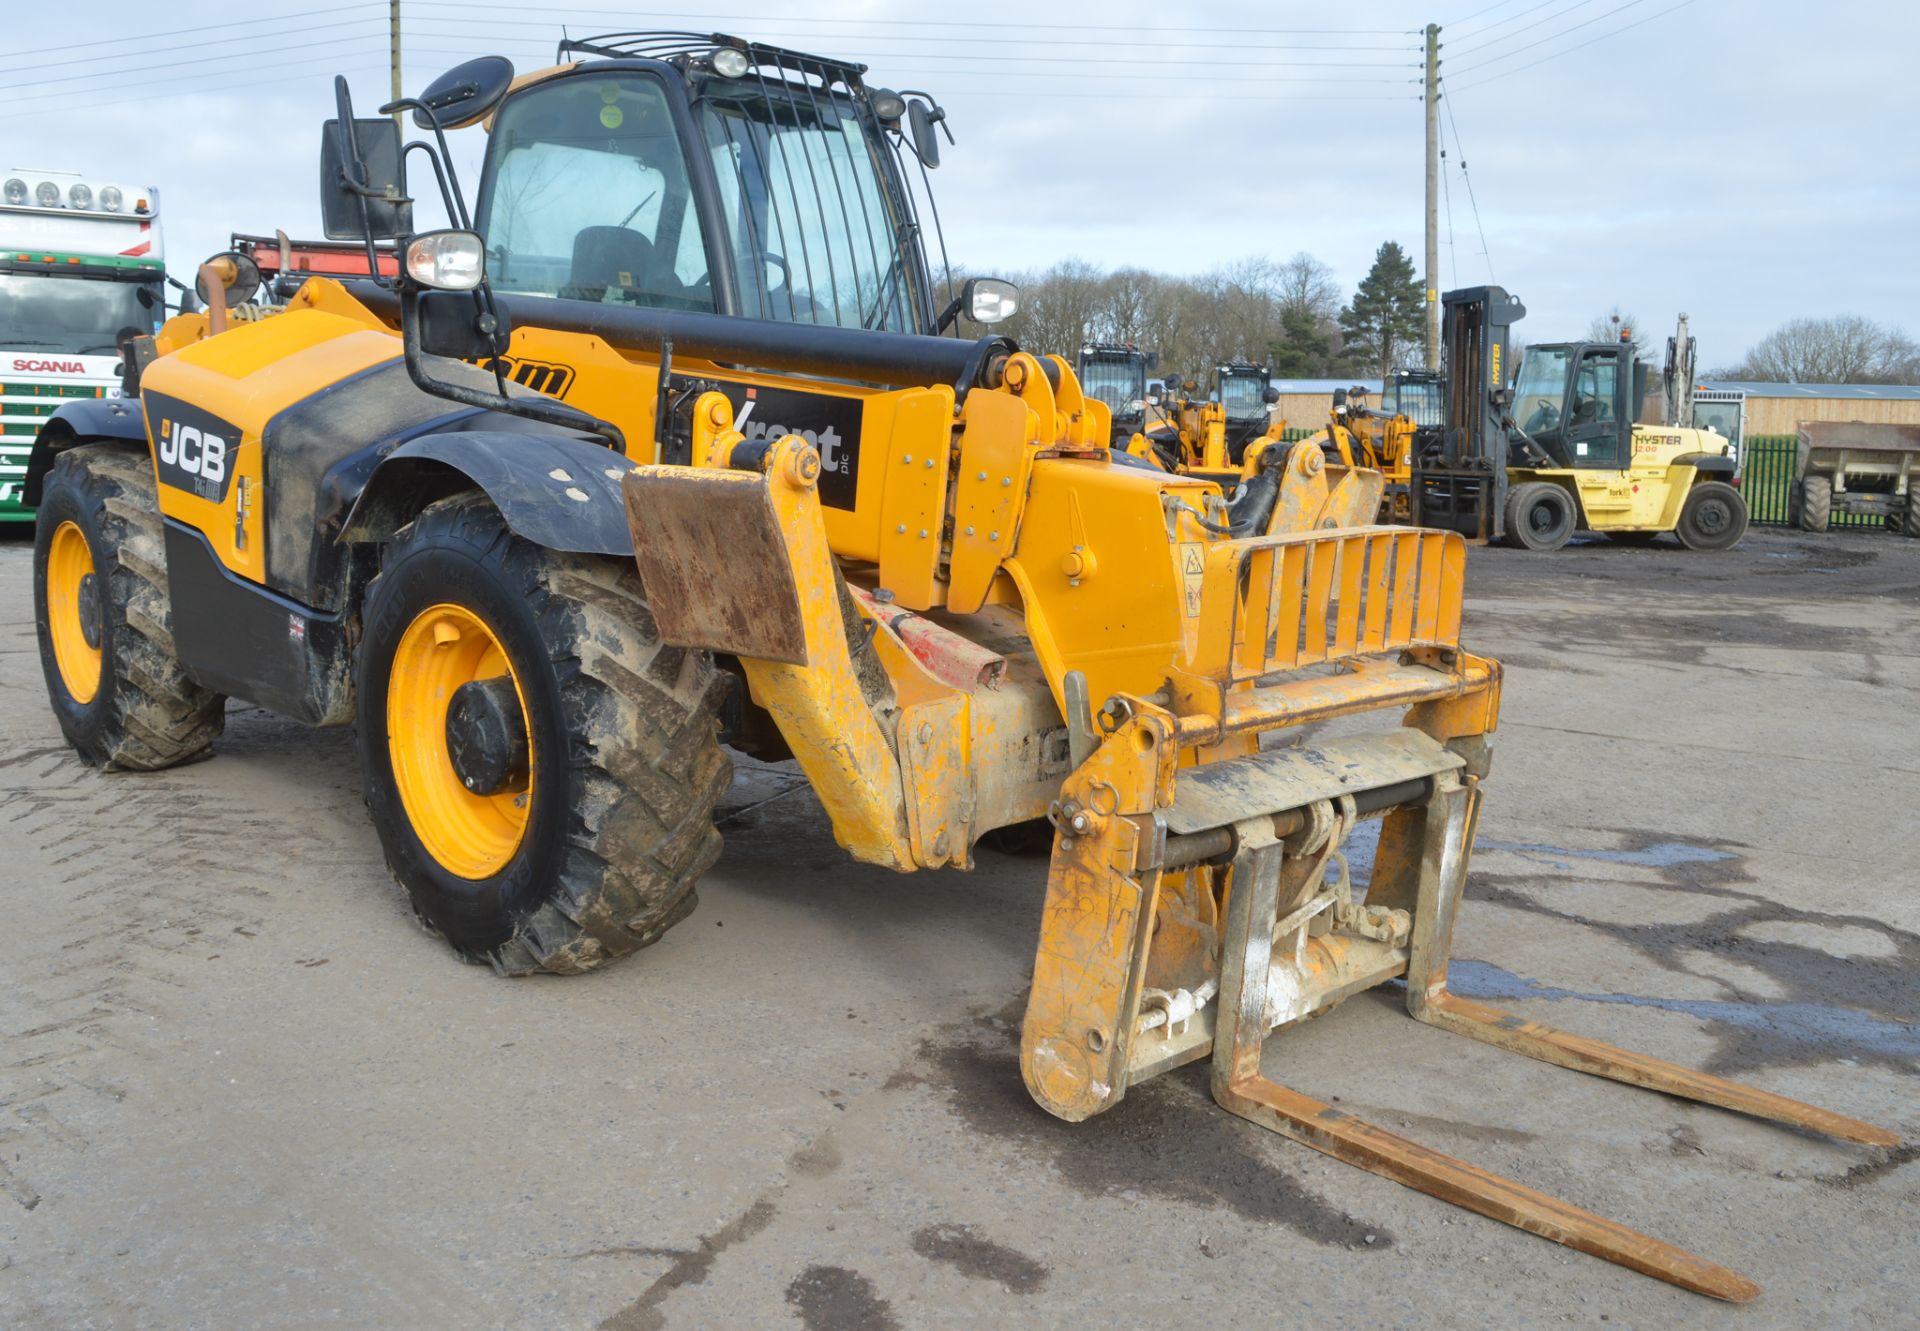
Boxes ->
[21,32,1883,1306]
[1077,291,1749,552]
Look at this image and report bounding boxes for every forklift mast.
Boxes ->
[1413,285,1527,541]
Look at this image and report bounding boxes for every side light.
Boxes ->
[404,229,486,291]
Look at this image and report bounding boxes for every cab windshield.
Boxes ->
[476,74,716,312]
[0,273,157,354]
[1079,357,1143,414]
[1219,372,1267,419]
[1510,347,1571,437]
[700,87,917,332]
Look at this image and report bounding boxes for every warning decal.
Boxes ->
[1179,542,1206,617]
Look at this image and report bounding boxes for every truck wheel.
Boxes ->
[1903,489,1920,539]
[1799,476,1831,532]
[1503,482,1575,551]
[32,446,226,770]
[356,493,731,975]
[1675,481,1750,551]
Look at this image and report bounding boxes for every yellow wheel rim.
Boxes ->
[46,520,103,705]
[387,603,534,880]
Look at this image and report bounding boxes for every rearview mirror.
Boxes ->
[906,97,944,169]
[1262,386,1280,405]
[413,56,516,131]
[320,116,407,240]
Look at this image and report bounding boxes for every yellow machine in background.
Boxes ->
[23,36,1890,1304]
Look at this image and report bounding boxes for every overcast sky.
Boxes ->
[7,0,1914,364]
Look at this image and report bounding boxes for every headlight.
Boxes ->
[35,181,60,207]
[69,183,93,209]
[965,277,1019,325]
[404,229,486,291]
[2,178,25,205]
[869,88,907,122]
[99,185,123,212]
[711,48,750,79]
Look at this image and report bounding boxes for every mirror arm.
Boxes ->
[382,94,473,229]
[402,141,460,228]
[397,286,624,450]
[933,293,964,335]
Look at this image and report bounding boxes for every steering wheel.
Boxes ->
[1525,403,1560,433]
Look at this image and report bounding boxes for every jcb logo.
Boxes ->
[158,419,228,483]
[479,356,575,398]
[143,393,239,504]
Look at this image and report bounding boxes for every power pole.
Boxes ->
[1424,23,1441,370]
[390,0,403,126]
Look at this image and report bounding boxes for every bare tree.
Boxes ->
[1585,306,1646,359]
[1276,251,1339,319]
[1722,314,1920,384]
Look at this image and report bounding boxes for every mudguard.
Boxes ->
[1671,452,1735,476]
[340,431,638,557]
[23,399,148,506]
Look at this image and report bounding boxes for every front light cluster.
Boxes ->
[3,177,131,211]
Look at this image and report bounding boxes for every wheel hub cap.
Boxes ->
[446,676,531,797]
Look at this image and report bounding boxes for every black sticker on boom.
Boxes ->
[703,380,864,511]
[143,393,239,505]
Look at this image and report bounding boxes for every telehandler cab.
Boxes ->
[1074,342,1151,448]
[25,34,1893,1301]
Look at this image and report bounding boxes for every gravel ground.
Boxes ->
[1,521,1915,1330]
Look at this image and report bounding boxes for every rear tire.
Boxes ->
[1800,476,1831,532]
[33,445,225,769]
[1503,482,1576,551]
[1902,489,1920,539]
[1675,480,1750,551]
[356,493,731,975]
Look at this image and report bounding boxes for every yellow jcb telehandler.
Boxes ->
[24,35,1894,1302]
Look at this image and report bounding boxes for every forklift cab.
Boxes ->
[1509,338,1645,470]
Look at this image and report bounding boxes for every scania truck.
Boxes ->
[1,169,164,520]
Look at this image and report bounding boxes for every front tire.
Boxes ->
[356,493,731,975]
[1902,489,1920,539]
[1675,480,1749,551]
[1503,482,1576,551]
[32,445,225,769]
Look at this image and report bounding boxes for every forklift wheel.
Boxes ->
[357,492,732,975]
[33,446,226,770]
[1675,481,1749,552]
[1503,482,1576,552]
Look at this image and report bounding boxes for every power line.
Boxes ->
[403,32,1414,70]
[1452,0,1605,57]
[401,14,1415,53]
[1439,123,1459,288]
[0,45,389,116]
[0,52,388,123]
[1448,0,1702,88]
[0,18,384,76]
[1439,79,1496,283]
[405,1,1403,37]
[1451,0,1660,74]
[399,42,1415,84]
[2,31,390,96]
[1446,0,1528,24]
[2,3,384,62]
[1450,0,1586,43]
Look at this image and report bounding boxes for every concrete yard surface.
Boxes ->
[1,523,1915,1329]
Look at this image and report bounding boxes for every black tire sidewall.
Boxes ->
[357,531,574,958]
[1679,482,1748,551]
[1511,484,1574,551]
[33,462,121,762]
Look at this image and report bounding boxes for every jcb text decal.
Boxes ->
[143,394,239,504]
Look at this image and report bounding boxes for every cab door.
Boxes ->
[1564,347,1632,522]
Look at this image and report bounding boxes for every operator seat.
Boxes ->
[563,225,658,303]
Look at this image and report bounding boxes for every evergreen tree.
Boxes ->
[1339,242,1425,377]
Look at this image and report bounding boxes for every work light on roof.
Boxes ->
[2,178,24,205]
[99,185,123,212]
[711,48,750,78]
[68,183,92,210]
[34,181,59,208]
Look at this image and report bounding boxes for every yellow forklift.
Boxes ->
[1415,287,1748,551]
